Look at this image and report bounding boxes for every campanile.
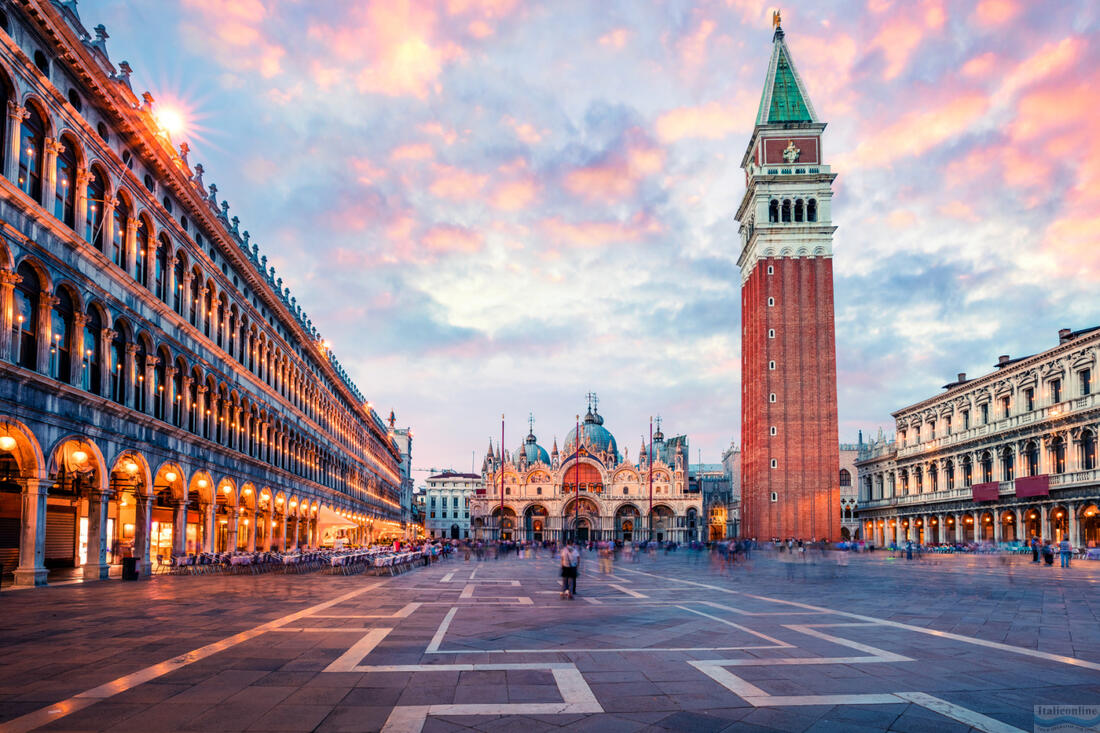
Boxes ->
[737,17,840,541]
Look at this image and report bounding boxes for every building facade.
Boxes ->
[388,413,415,539]
[839,440,862,539]
[692,462,735,540]
[0,0,403,586]
[424,471,479,539]
[472,403,703,543]
[856,327,1100,548]
[737,19,840,542]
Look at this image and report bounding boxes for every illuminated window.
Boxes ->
[770,426,777,436]
[769,393,776,403]
[770,459,778,469]
[767,297,775,306]
[768,360,776,370]
[768,328,775,338]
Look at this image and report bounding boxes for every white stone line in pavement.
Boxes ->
[324,627,396,672]
[314,602,423,619]
[785,625,913,662]
[378,662,603,733]
[675,606,794,648]
[363,663,577,672]
[696,600,826,616]
[432,644,783,654]
[582,596,603,605]
[609,583,647,598]
[441,572,455,583]
[624,567,1100,673]
[469,567,478,579]
[460,583,475,598]
[271,627,381,633]
[425,606,459,653]
[895,692,1026,733]
[0,583,385,733]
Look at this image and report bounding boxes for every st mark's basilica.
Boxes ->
[471,398,703,543]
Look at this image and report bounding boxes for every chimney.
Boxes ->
[957,372,966,383]
[998,355,1010,366]
[1059,328,1073,344]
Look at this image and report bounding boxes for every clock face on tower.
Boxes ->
[783,140,801,163]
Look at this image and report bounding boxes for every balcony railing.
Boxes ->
[860,470,1097,509]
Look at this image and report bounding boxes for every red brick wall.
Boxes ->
[760,137,820,165]
[740,256,840,541]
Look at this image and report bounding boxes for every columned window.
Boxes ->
[12,262,39,369]
[1051,436,1066,474]
[82,306,102,393]
[18,104,45,201]
[54,135,77,227]
[111,193,130,270]
[49,288,73,380]
[85,166,107,249]
[1081,430,1096,472]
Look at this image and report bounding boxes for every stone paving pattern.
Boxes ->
[0,550,1099,732]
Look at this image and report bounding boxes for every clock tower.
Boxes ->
[737,18,840,541]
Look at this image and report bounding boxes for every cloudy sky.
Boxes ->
[88,0,1098,479]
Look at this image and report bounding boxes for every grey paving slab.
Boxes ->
[2,552,1100,731]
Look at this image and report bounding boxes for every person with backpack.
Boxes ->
[560,540,580,599]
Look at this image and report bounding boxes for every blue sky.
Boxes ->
[86,0,1100,478]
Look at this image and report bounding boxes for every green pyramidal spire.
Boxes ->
[755,24,816,126]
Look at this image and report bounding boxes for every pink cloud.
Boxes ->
[678,18,716,74]
[418,122,459,145]
[352,157,388,186]
[504,117,543,144]
[974,0,1020,24]
[961,52,998,78]
[428,164,489,199]
[562,129,666,203]
[599,29,630,49]
[540,211,662,248]
[182,0,286,78]
[655,98,752,143]
[491,179,538,210]
[422,224,483,253]
[390,143,435,161]
[866,0,944,81]
[836,94,988,169]
[938,201,979,221]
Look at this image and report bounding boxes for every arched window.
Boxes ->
[172,253,185,314]
[111,193,129,270]
[85,166,107,249]
[228,306,238,359]
[1051,436,1066,474]
[204,285,214,338]
[188,371,199,433]
[216,295,226,348]
[153,351,167,420]
[135,216,150,287]
[155,234,169,301]
[781,199,791,223]
[189,268,201,326]
[204,378,215,440]
[1000,447,1014,481]
[12,262,39,369]
[54,135,77,227]
[962,456,973,487]
[82,306,102,394]
[945,459,955,490]
[0,74,10,174]
[768,199,778,223]
[1081,430,1096,472]
[794,199,804,222]
[838,468,851,486]
[109,325,125,404]
[18,104,46,201]
[980,451,993,483]
[807,198,817,222]
[134,339,147,413]
[173,361,184,426]
[49,287,73,380]
[1026,440,1039,475]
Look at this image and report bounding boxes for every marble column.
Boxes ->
[226,508,239,552]
[4,102,27,182]
[172,499,188,557]
[83,489,110,580]
[35,294,57,374]
[292,515,300,550]
[0,269,17,360]
[42,137,61,213]
[69,312,87,386]
[1069,503,1080,547]
[133,492,153,577]
[13,478,48,586]
[265,507,275,551]
[202,502,215,553]
[278,510,287,552]
[247,510,257,552]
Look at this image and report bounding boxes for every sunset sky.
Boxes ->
[89,0,1099,479]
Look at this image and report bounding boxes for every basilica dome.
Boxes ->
[517,432,550,465]
[565,408,620,462]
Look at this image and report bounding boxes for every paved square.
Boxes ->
[2,551,1100,732]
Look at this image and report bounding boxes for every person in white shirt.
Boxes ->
[560,540,580,599]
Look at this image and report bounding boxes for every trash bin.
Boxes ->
[122,557,139,581]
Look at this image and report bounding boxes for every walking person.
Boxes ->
[1030,535,1040,563]
[1042,539,1055,566]
[560,540,580,599]
[1059,537,1072,568]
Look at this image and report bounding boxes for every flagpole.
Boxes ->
[500,413,505,541]
[573,414,580,544]
[648,416,654,542]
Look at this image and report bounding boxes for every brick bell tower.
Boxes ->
[737,15,840,541]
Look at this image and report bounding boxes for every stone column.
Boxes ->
[993,509,1003,545]
[176,373,190,428]
[279,510,287,551]
[292,515,300,550]
[133,492,153,577]
[0,269,17,360]
[83,489,110,580]
[69,312,87,385]
[201,503,214,553]
[164,247,177,310]
[74,168,92,242]
[226,508,239,551]
[125,219,138,282]
[14,479,48,586]
[35,294,57,374]
[1069,503,1080,547]
[265,507,275,551]
[247,509,257,552]
[5,102,27,182]
[195,385,207,436]
[42,137,61,210]
[180,269,193,318]
[172,499,188,558]
[101,199,116,261]
[98,328,115,398]
[163,364,177,422]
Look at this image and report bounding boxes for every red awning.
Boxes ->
[1015,474,1050,498]
[971,482,999,501]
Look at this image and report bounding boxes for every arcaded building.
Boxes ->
[0,0,403,586]
[471,403,702,543]
[857,327,1099,548]
[736,19,840,541]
